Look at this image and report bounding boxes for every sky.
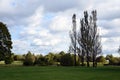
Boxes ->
[0,0,120,56]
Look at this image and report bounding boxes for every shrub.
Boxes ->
[109,57,119,65]
[23,51,35,66]
[5,56,13,64]
[35,56,48,66]
[14,55,24,61]
[96,56,106,64]
[45,53,55,65]
[106,55,120,65]
[60,53,74,66]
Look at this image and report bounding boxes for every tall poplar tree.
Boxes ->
[69,14,77,66]
[70,10,102,67]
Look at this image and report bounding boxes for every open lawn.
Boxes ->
[0,66,120,80]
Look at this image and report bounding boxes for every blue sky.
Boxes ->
[0,0,120,56]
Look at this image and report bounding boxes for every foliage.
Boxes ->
[96,56,106,64]
[13,55,25,61]
[45,52,55,65]
[0,22,12,64]
[60,53,74,66]
[106,55,120,65]
[4,56,13,64]
[35,55,48,66]
[23,51,36,66]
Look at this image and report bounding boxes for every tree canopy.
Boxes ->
[0,22,12,64]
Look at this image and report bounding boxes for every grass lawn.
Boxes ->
[0,66,120,80]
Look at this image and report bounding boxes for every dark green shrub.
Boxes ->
[5,56,13,64]
[35,56,48,66]
[60,53,74,66]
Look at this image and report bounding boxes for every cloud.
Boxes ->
[12,40,30,54]
[50,15,70,32]
[95,0,120,20]
[38,0,79,12]
[0,0,120,56]
[101,37,120,55]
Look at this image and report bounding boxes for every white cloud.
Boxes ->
[0,0,15,13]
[50,15,71,32]
[26,6,44,28]
[0,0,120,56]
[12,40,30,54]
[102,37,120,54]
[99,26,109,36]
[20,6,44,37]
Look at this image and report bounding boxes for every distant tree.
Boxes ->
[23,51,35,66]
[106,54,114,65]
[60,53,74,66]
[0,22,12,64]
[53,51,66,65]
[59,51,65,56]
[96,56,106,64]
[14,55,24,61]
[35,55,48,66]
[106,54,120,65]
[45,52,55,65]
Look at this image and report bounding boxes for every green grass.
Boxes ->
[0,66,120,80]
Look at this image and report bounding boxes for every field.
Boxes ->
[0,66,120,80]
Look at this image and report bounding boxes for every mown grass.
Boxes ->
[0,66,120,80]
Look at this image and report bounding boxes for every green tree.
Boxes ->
[23,51,35,66]
[0,22,12,64]
[60,53,74,66]
[106,55,120,65]
[96,56,106,64]
[35,55,48,66]
[45,52,55,65]
[14,54,24,61]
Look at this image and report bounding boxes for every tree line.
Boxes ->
[4,51,120,66]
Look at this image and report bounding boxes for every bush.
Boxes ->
[60,53,74,66]
[106,55,120,65]
[23,51,35,66]
[45,53,55,65]
[109,57,120,65]
[14,55,24,61]
[5,56,13,64]
[35,56,48,66]
[96,56,106,64]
